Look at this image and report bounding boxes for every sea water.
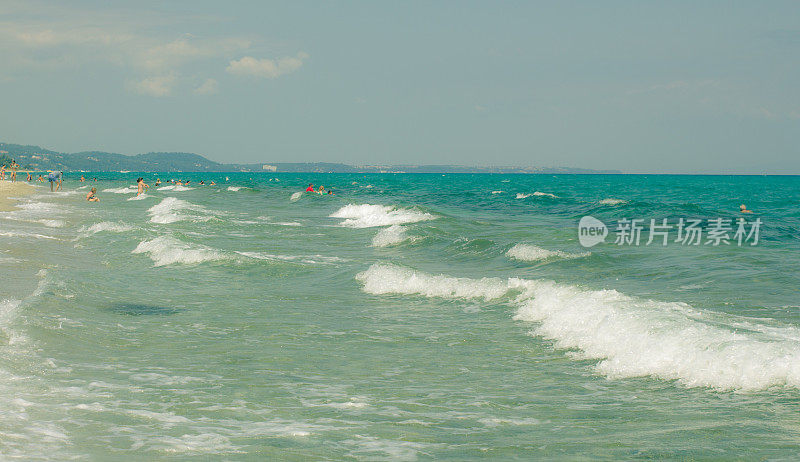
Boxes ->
[0,173,798,459]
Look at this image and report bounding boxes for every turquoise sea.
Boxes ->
[1,173,798,459]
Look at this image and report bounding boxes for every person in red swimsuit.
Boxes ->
[305,183,315,192]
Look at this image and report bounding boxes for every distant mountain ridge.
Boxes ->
[0,142,621,174]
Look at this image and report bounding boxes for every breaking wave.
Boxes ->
[371,225,410,247]
[147,197,208,224]
[506,244,590,262]
[132,236,229,266]
[356,263,800,391]
[330,204,435,228]
[102,186,137,194]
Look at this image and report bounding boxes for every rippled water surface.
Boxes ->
[1,173,798,459]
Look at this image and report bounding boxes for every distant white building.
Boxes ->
[262,164,277,172]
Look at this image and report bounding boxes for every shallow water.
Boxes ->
[0,173,798,459]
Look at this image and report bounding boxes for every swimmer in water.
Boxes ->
[155,178,161,186]
[80,175,85,182]
[86,187,99,202]
[209,180,216,186]
[306,183,314,192]
[740,204,753,214]
[136,177,149,196]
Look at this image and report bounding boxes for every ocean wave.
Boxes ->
[147,197,208,224]
[356,263,800,391]
[36,219,65,228]
[371,225,410,247]
[516,192,558,199]
[235,251,345,265]
[0,231,59,240]
[102,186,137,194]
[80,222,134,235]
[599,198,627,206]
[227,186,243,192]
[157,185,193,192]
[506,244,590,262]
[290,192,303,202]
[127,194,149,201]
[132,236,229,266]
[491,190,504,194]
[330,204,435,228]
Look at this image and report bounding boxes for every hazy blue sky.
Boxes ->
[1,1,798,173]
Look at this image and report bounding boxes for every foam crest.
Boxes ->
[356,263,800,391]
[156,185,193,191]
[290,192,303,202]
[356,263,508,301]
[81,222,134,235]
[147,197,206,224]
[102,186,137,193]
[227,186,243,191]
[132,236,229,266]
[371,225,409,247]
[506,244,590,262]
[330,204,435,228]
[127,194,148,201]
[599,198,627,205]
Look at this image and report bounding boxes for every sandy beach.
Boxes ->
[0,180,35,211]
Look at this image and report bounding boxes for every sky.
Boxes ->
[0,0,798,174]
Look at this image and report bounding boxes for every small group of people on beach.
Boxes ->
[0,161,20,182]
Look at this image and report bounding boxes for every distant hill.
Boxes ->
[0,142,621,174]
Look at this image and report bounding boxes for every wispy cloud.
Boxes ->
[0,3,302,96]
[126,74,177,97]
[193,78,219,95]
[226,52,309,79]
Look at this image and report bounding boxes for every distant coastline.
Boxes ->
[0,141,621,174]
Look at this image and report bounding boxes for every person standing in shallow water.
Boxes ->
[136,177,149,196]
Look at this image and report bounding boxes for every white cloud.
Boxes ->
[193,78,218,95]
[226,52,309,78]
[0,5,251,94]
[127,74,177,97]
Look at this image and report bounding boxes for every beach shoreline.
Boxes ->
[0,181,35,211]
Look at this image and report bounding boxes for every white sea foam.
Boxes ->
[127,194,148,201]
[599,198,627,206]
[330,204,435,228]
[371,225,409,247]
[147,197,207,224]
[235,251,345,265]
[491,190,504,194]
[356,263,800,391]
[0,231,59,240]
[290,191,303,202]
[37,219,65,228]
[227,186,243,191]
[516,192,558,199]
[81,222,134,235]
[133,236,229,266]
[156,185,193,192]
[102,186,137,193]
[506,244,590,262]
[533,191,558,198]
